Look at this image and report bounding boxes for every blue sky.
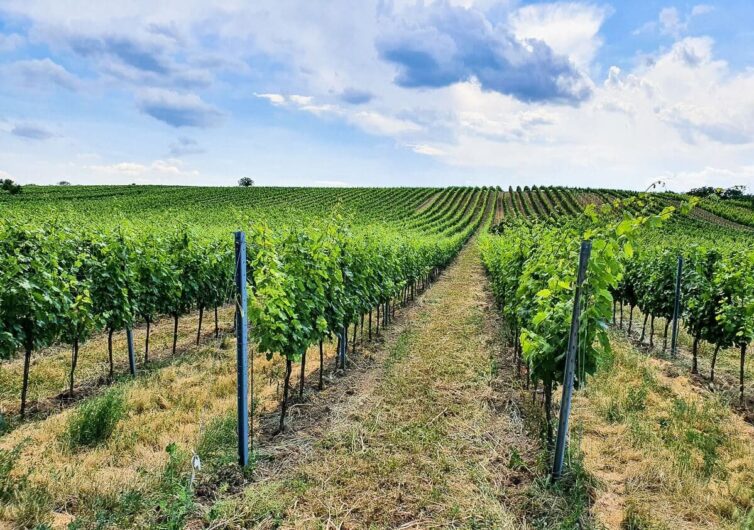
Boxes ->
[1,1,753,190]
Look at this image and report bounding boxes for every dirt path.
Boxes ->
[208,241,531,529]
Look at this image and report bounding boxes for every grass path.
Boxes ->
[208,240,531,529]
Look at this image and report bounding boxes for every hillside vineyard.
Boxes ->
[2,185,754,528]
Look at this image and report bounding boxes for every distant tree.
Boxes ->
[1,179,22,195]
[58,181,71,186]
[689,185,746,200]
[722,185,746,199]
[688,186,718,198]
[238,177,254,187]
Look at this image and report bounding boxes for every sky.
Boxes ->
[0,1,753,191]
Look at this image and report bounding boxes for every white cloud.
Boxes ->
[691,4,714,17]
[350,111,421,135]
[426,36,754,190]
[0,33,24,52]
[637,4,716,39]
[255,92,422,136]
[255,93,286,105]
[410,144,445,156]
[659,7,684,37]
[659,165,754,191]
[137,89,223,127]
[509,2,611,69]
[2,58,80,91]
[1,1,753,190]
[88,159,199,178]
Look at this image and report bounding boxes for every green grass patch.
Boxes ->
[621,502,669,529]
[63,389,125,449]
[523,433,598,529]
[659,397,728,479]
[197,413,238,468]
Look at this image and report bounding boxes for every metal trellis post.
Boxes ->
[235,231,249,467]
[126,328,136,376]
[552,240,592,481]
[671,256,683,357]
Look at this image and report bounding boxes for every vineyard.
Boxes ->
[1,185,754,529]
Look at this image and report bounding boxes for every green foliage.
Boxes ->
[659,398,728,479]
[64,389,125,449]
[0,443,25,503]
[481,197,673,398]
[197,413,238,468]
[153,442,194,529]
[523,441,598,529]
[0,222,72,358]
[622,503,667,529]
[0,178,21,195]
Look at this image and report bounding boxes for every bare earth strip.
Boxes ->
[416,192,440,213]
[208,240,530,529]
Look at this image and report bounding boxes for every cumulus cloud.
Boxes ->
[88,159,199,178]
[11,123,56,140]
[137,89,223,127]
[255,92,421,136]
[376,2,593,104]
[659,165,754,191]
[1,1,753,190]
[50,28,214,89]
[509,2,611,69]
[3,58,80,91]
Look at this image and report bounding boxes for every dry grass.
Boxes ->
[207,241,528,529]
[0,305,237,417]
[573,331,754,529]
[0,323,344,528]
[612,307,754,415]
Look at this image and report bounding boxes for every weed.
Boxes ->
[622,502,667,529]
[602,382,648,424]
[604,398,623,423]
[508,447,526,471]
[151,442,194,529]
[0,442,54,529]
[11,484,53,530]
[659,398,727,479]
[0,443,25,502]
[624,385,648,413]
[64,389,125,449]
[197,413,238,468]
[523,434,598,529]
[207,481,294,527]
